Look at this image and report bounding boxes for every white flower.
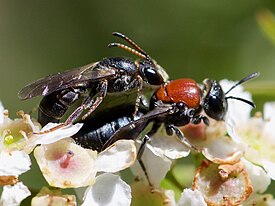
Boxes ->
[34,138,137,188]
[0,100,137,205]
[192,160,253,205]
[128,141,174,205]
[243,194,275,206]
[243,159,270,194]
[94,139,137,173]
[227,101,275,180]
[178,189,207,206]
[82,173,131,206]
[0,102,38,184]
[0,150,31,177]
[128,124,190,191]
[31,187,76,206]
[145,188,208,206]
[179,79,254,164]
[131,141,172,187]
[0,106,40,153]
[29,122,83,145]
[34,138,97,188]
[242,159,275,205]
[149,125,190,160]
[181,120,244,164]
[220,79,254,131]
[0,182,31,206]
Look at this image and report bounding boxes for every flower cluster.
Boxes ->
[0,101,137,205]
[0,78,275,206]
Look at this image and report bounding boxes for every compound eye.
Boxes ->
[203,82,227,121]
[143,67,164,85]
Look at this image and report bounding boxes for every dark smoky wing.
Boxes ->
[18,67,85,100]
[101,106,171,151]
[18,62,116,100]
[18,62,96,100]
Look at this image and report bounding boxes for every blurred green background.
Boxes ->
[1,0,275,114]
[1,0,275,203]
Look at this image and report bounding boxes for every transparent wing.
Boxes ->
[18,62,116,100]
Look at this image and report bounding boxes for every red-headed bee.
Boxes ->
[72,72,259,185]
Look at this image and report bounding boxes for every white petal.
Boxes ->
[34,139,97,188]
[164,190,177,206]
[193,160,253,205]
[178,189,207,206]
[82,173,131,206]
[95,140,136,173]
[0,101,4,125]
[0,151,31,176]
[202,135,244,164]
[220,79,253,122]
[244,194,275,206]
[195,120,244,163]
[220,79,253,142]
[226,97,252,126]
[244,159,271,193]
[31,187,76,206]
[263,102,275,120]
[226,115,244,144]
[131,182,176,205]
[131,142,172,187]
[31,123,83,145]
[262,160,275,180]
[150,127,190,159]
[262,118,275,142]
[0,182,31,206]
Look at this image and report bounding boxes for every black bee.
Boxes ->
[73,72,259,186]
[18,32,169,127]
[72,104,148,152]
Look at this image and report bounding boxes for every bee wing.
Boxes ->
[101,105,171,151]
[18,62,116,100]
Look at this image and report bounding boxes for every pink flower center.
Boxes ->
[59,150,74,169]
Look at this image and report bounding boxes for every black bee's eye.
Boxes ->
[143,67,163,85]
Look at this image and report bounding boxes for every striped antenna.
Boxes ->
[112,32,148,56]
[108,32,152,61]
[108,43,147,59]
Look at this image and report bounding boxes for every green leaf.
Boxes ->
[257,9,275,46]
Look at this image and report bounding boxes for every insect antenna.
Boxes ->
[108,32,153,61]
[225,72,260,108]
[108,42,147,59]
[112,32,148,56]
[225,72,259,95]
[225,96,256,108]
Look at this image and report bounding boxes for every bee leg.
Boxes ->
[65,79,108,123]
[139,94,149,108]
[34,92,95,135]
[32,122,67,134]
[136,122,161,187]
[191,115,209,126]
[137,134,153,187]
[64,95,94,125]
[166,124,202,152]
[133,75,143,115]
[82,80,108,120]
